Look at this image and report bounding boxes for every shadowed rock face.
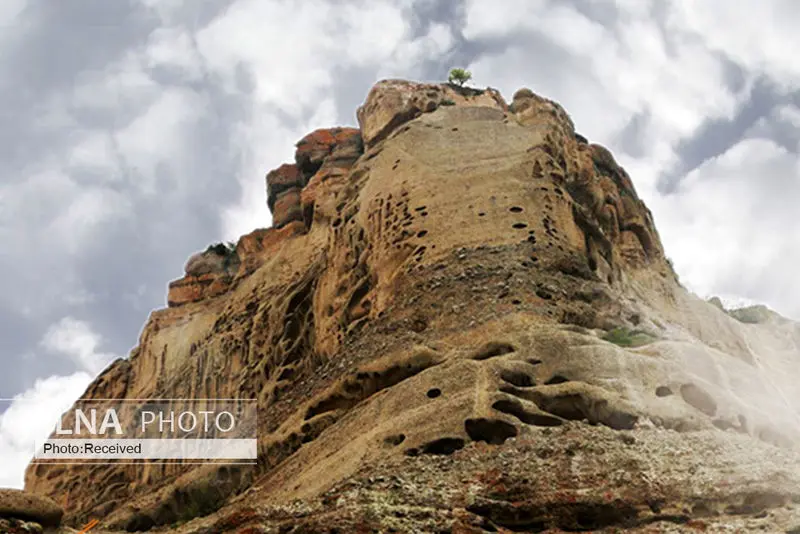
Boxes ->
[0,489,63,527]
[23,79,800,533]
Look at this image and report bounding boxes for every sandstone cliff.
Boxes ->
[22,79,800,533]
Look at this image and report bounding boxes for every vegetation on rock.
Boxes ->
[602,326,657,348]
[205,241,236,256]
[447,67,472,86]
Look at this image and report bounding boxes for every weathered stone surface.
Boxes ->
[166,245,240,306]
[356,79,507,146]
[265,129,362,232]
[0,489,62,527]
[166,272,232,307]
[265,163,303,212]
[295,127,361,175]
[271,187,303,228]
[24,79,800,533]
[235,221,306,278]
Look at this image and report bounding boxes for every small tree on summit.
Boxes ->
[448,68,472,87]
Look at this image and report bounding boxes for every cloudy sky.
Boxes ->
[1,0,798,487]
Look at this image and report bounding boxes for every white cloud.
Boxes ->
[0,0,27,28]
[379,22,454,77]
[462,0,550,40]
[69,52,158,114]
[145,26,204,82]
[0,166,131,295]
[200,0,455,239]
[220,98,338,239]
[669,0,800,88]
[66,132,120,176]
[460,0,799,321]
[114,87,206,195]
[42,317,118,375]
[0,318,119,485]
[652,137,800,318]
[776,104,800,128]
[135,0,190,26]
[0,372,93,488]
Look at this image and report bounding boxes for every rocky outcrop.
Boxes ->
[23,79,800,533]
[0,489,62,527]
[166,243,240,307]
[356,79,507,146]
[267,128,362,229]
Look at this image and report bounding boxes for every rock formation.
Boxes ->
[0,488,62,530]
[21,79,800,533]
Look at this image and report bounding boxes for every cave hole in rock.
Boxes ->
[420,211,428,217]
[509,206,524,213]
[571,503,640,531]
[384,434,406,446]
[417,230,428,238]
[512,299,522,305]
[465,418,518,445]
[545,375,569,385]
[415,206,427,212]
[512,223,528,229]
[492,400,563,427]
[427,388,442,398]
[471,341,516,361]
[535,289,553,300]
[277,367,295,381]
[466,503,546,532]
[500,370,535,387]
[419,437,465,455]
[655,386,672,397]
[478,212,486,217]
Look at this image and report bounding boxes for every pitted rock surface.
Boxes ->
[22,79,800,533]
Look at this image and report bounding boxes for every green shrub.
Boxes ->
[728,305,771,324]
[447,68,472,87]
[603,327,656,348]
[440,98,456,106]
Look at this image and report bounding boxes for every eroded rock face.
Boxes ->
[0,489,62,527]
[166,245,240,307]
[25,79,800,533]
[266,128,363,230]
[356,79,507,147]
